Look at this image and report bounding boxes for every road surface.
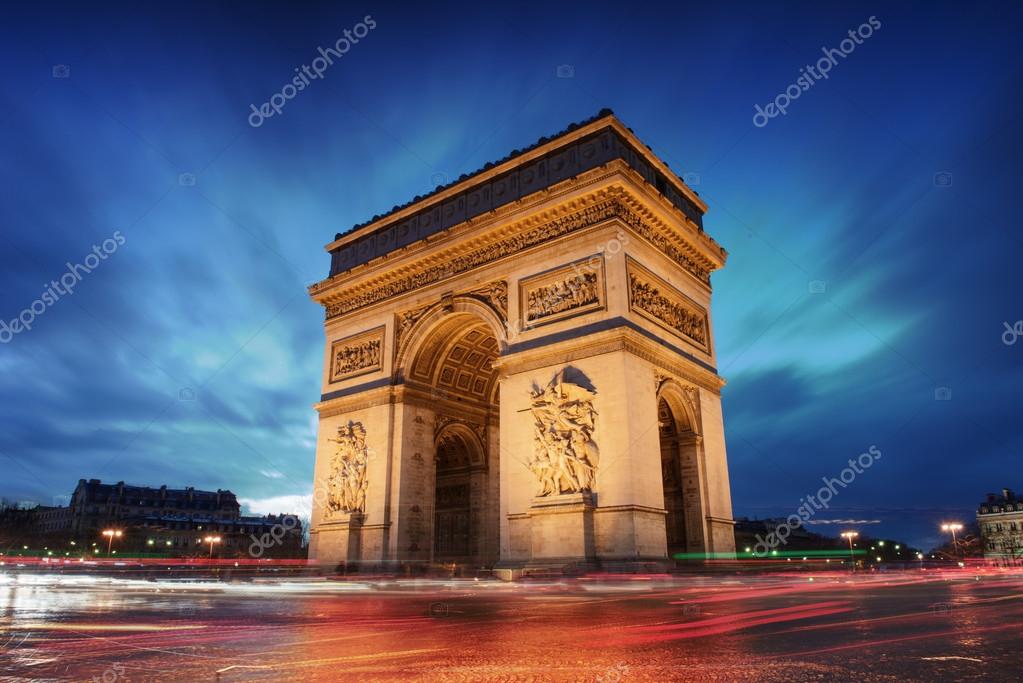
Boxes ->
[1,568,1021,681]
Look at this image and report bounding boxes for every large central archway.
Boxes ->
[402,304,503,567]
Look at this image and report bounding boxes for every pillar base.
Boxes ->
[314,511,364,568]
[526,491,596,564]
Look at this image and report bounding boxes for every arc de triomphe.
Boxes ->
[307,110,736,571]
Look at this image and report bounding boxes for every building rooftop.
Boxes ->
[76,479,236,498]
[979,488,1019,512]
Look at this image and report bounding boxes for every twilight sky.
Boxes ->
[1,1,1020,550]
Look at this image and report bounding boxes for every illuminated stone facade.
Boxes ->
[978,488,1023,561]
[307,110,736,571]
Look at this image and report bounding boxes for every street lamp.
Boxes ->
[203,535,221,559]
[941,523,964,558]
[101,529,123,556]
[840,531,859,570]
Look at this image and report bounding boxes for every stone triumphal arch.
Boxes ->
[308,110,736,571]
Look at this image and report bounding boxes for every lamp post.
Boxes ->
[840,531,859,571]
[941,523,963,559]
[203,535,221,560]
[101,529,122,556]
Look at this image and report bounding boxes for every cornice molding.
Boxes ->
[496,325,724,393]
[310,172,723,321]
[315,381,501,420]
[314,385,394,418]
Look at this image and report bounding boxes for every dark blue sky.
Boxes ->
[1,1,1020,550]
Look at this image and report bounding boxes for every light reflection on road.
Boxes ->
[1,569,1021,682]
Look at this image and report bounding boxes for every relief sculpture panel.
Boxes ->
[528,370,599,495]
[520,256,605,328]
[329,326,384,383]
[325,421,369,514]
[627,257,710,354]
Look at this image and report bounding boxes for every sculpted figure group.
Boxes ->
[326,421,369,513]
[629,274,707,345]
[332,339,381,379]
[528,371,599,496]
[526,272,599,322]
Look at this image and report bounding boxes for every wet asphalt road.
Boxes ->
[1,568,1021,682]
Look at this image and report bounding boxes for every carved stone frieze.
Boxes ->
[323,194,712,320]
[520,256,605,328]
[329,327,384,383]
[627,257,710,354]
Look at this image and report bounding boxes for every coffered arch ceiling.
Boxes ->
[409,314,500,404]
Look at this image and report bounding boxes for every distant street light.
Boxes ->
[101,529,123,556]
[840,531,859,570]
[203,535,222,560]
[941,523,964,558]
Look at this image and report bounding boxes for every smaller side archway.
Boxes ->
[656,381,707,558]
[432,422,488,562]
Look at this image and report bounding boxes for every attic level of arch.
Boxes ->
[326,120,709,277]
